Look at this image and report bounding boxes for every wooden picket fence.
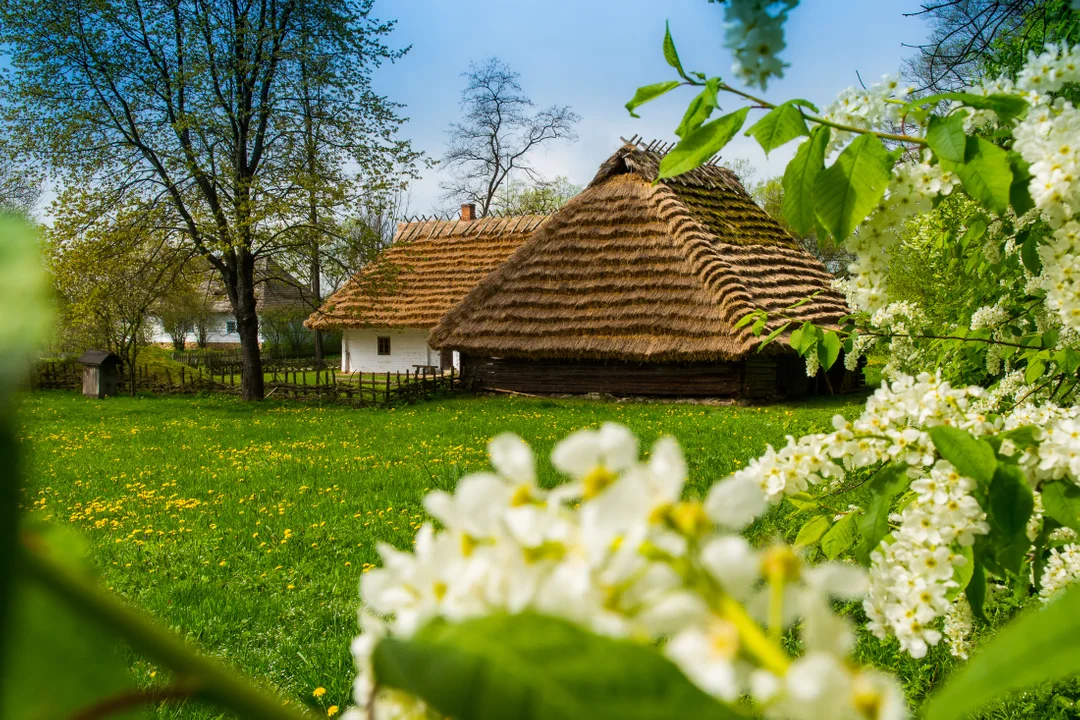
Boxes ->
[27,359,460,406]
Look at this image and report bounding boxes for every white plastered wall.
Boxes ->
[342,328,445,373]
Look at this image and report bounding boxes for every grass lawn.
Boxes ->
[16,389,1052,719]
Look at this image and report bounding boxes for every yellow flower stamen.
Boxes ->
[510,484,533,507]
[582,465,618,499]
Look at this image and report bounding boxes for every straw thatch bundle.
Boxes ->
[428,142,849,362]
[306,215,547,331]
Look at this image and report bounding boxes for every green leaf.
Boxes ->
[745,102,809,156]
[625,81,682,118]
[1008,151,1035,216]
[782,126,830,236]
[928,426,998,486]
[854,464,911,565]
[999,425,1041,453]
[1041,481,1080,534]
[663,22,688,81]
[658,107,751,180]
[787,326,803,353]
[787,492,819,513]
[674,80,720,139]
[967,560,988,621]
[941,137,1013,215]
[960,217,988,246]
[758,322,791,350]
[1021,231,1043,274]
[987,464,1034,575]
[814,134,893,243]
[924,584,1080,720]
[947,545,975,601]
[734,311,759,330]
[372,613,737,720]
[902,92,1029,125]
[926,113,967,163]
[0,526,142,720]
[817,330,842,370]
[795,515,832,548]
[821,513,859,560]
[789,321,819,355]
[1025,358,1046,385]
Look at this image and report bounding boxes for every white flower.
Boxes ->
[1040,543,1080,601]
[666,618,742,701]
[551,422,638,497]
[705,472,767,528]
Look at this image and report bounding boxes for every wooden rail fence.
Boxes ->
[27,360,459,406]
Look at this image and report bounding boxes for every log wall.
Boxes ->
[460,353,864,400]
[461,356,748,397]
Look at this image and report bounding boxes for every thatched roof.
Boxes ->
[305,214,547,331]
[204,258,309,314]
[428,141,849,362]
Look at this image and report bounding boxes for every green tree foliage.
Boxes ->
[491,176,582,216]
[904,0,1080,93]
[49,202,189,395]
[750,176,854,276]
[0,0,419,400]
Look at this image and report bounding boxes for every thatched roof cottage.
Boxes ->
[429,141,857,399]
[306,205,546,373]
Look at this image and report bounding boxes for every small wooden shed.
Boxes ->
[77,350,120,399]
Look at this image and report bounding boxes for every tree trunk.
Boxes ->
[231,250,264,401]
[311,248,323,362]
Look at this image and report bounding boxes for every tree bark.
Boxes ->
[230,250,265,400]
[310,247,323,362]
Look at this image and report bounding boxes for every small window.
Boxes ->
[226,320,237,334]
[377,336,391,355]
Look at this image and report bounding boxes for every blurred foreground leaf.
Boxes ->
[373,613,738,720]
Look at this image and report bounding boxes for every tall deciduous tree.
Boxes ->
[442,58,580,217]
[491,176,581,216]
[903,0,1079,92]
[0,0,418,399]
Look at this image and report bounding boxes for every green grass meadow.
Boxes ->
[13,390,1064,719]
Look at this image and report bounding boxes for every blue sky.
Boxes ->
[373,0,932,215]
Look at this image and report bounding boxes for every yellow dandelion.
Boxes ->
[327,706,339,717]
[313,687,327,698]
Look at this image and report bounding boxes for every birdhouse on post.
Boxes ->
[77,350,120,399]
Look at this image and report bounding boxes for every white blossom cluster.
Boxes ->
[863,460,988,658]
[722,372,991,508]
[819,45,1080,350]
[711,372,1002,656]
[721,0,799,89]
[1012,45,1080,329]
[819,74,915,155]
[870,301,931,379]
[1040,544,1080,602]
[970,302,1010,331]
[843,158,960,318]
[942,595,974,660]
[347,426,905,720]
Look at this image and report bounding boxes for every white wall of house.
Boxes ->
[342,328,455,373]
[148,313,266,345]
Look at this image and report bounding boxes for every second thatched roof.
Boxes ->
[428,141,849,362]
[306,214,547,331]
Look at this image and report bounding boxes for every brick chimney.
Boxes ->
[460,203,477,221]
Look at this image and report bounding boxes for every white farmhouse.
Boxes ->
[151,258,309,348]
[306,205,546,373]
